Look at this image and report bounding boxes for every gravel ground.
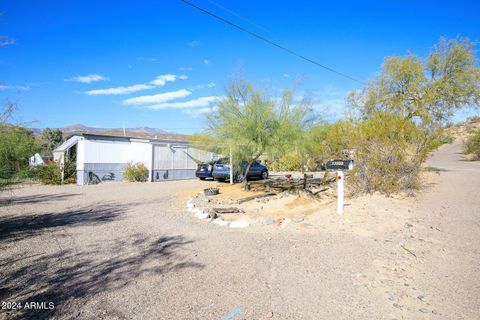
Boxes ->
[0,139,478,319]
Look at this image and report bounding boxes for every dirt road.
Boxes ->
[413,140,480,319]
[0,140,478,319]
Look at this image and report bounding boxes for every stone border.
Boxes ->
[186,195,250,228]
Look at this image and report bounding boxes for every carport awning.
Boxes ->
[54,135,82,152]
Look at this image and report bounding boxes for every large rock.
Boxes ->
[229,220,250,228]
[213,219,230,227]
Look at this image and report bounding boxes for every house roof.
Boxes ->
[54,133,190,152]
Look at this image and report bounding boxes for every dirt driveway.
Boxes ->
[0,140,478,319]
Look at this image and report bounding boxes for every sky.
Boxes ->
[1,0,479,134]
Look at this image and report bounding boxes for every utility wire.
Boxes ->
[180,0,365,85]
[206,0,273,35]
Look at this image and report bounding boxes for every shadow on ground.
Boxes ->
[423,166,451,173]
[0,234,203,319]
[0,193,78,206]
[0,202,127,242]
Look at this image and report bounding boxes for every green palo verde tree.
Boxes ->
[348,37,480,126]
[345,37,480,194]
[207,79,311,189]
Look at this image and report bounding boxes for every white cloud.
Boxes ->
[67,74,108,83]
[188,40,201,47]
[85,84,155,95]
[85,74,188,96]
[283,74,290,78]
[189,82,216,90]
[145,96,222,110]
[149,74,188,86]
[123,89,192,105]
[183,106,218,117]
[179,67,193,71]
[0,84,29,90]
[203,59,210,65]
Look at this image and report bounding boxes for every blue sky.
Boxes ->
[1,0,479,133]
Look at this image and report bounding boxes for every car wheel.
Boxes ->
[199,177,206,180]
[261,170,268,179]
[217,178,225,182]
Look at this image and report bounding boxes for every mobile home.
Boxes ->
[53,133,217,185]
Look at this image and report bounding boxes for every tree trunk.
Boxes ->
[243,161,253,190]
[321,170,330,184]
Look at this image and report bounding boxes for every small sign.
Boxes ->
[326,159,354,171]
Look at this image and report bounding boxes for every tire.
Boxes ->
[216,177,225,182]
[261,170,268,180]
[199,177,206,180]
[204,187,219,196]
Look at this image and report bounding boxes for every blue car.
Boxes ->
[212,160,268,182]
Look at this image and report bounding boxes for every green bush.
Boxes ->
[0,124,39,181]
[31,160,76,185]
[272,151,303,171]
[464,128,480,160]
[302,121,355,171]
[428,131,455,150]
[467,116,480,123]
[124,162,148,182]
[32,161,62,185]
[351,112,426,195]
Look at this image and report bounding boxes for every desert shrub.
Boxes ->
[303,121,355,171]
[63,160,77,184]
[464,128,480,160]
[31,160,76,185]
[351,112,427,195]
[0,124,39,181]
[428,129,455,150]
[32,161,62,185]
[272,151,303,171]
[124,162,148,182]
[467,115,480,123]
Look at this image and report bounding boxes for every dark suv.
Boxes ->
[212,160,268,182]
[195,161,216,180]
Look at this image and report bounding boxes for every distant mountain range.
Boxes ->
[30,124,187,140]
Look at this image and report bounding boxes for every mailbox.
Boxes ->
[326,159,354,171]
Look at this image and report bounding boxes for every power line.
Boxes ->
[180,0,365,85]
[206,0,273,35]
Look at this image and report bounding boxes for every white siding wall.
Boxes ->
[153,146,215,170]
[76,139,85,170]
[153,146,173,169]
[81,139,152,169]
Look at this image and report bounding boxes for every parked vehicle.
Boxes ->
[195,161,216,180]
[212,160,268,182]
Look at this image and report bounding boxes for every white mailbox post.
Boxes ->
[326,160,354,215]
[337,171,344,215]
